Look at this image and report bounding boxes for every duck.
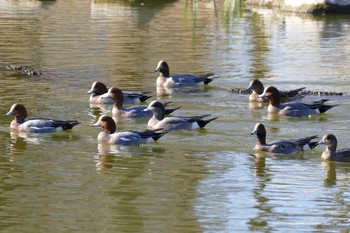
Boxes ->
[155,60,216,87]
[87,81,152,105]
[246,79,307,103]
[106,87,180,118]
[259,86,337,117]
[317,134,350,162]
[92,115,167,145]
[143,100,217,131]
[4,103,80,133]
[251,123,318,154]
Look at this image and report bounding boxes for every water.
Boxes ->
[0,0,350,232]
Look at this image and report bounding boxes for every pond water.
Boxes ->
[0,0,350,232]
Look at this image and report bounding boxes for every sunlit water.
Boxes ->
[0,0,350,232]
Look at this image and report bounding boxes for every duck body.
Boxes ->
[155,60,215,88]
[106,87,179,118]
[87,81,152,105]
[259,86,337,117]
[93,115,166,145]
[246,79,306,103]
[318,134,350,162]
[4,104,80,133]
[251,123,318,154]
[144,101,217,131]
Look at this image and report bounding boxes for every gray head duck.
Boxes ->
[155,60,216,88]
[251,123,318,154]
[4,103,80,133]
[143,100,217,131]
[318,134,350,162]
[246,79,306,103]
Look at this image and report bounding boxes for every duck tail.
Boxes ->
[164,106,181,115]
[197,117,218,128]
[140,95,153,102]
[62,121,80,130]
[199,73,216,85]
[308,141,319,150]
[298,135,318,149]
[152,130,168,142]
[319,104,338,113]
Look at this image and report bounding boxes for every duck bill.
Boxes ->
[317,139,324,145]
[4,110,13,117]
[92,122,100,127]
[258,94,267,100]
[250,130,257,135]
[246,84,252,91]
[142,107,151,112]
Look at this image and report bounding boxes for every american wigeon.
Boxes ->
[318,134,350,162]
[106,87,180,118]
[4,103,80,133]
[259,86,337,117]
[92,115,167,145]
[87,81,152,105]
[143,100,217,131]
[251,123,318,154]
[155,60,216,87]
[246,79,306,103]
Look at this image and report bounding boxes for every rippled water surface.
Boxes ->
[1,0,350,232]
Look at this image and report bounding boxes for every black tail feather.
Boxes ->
[197,117,218,128]
[297,135,318,146]
[319,105,338,113]
[61,121,80,130]
[308,141,319,150]
[140,95,153,102]
[152,130,168,142]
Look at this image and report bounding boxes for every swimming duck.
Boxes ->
[259,86,337,117]
[106,87,180,118]
[251,123,318,154]
[155,60,216,87]
[4,103,80,133]
[92,115,167,145]
[87,81,152,105]
[246,79,307,103]
[317,134,350,162]
[143,100,217,131]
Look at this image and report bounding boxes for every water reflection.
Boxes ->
[95,143,166,169]
[91,0,178,27]
[322,161,337,186]
[249,155,273,232]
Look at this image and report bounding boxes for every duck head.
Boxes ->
[87,81,108,95]
[92,115,116,134]
[4,103,28,123]
[155,60,170,77]
[106,87,124,108]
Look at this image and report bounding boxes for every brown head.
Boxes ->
[87,81,108,95]
[318,134,337,153]
[259,86,281,106]
[247,79,264,94]
[107,87,124,108]
[251,123,267,145]
[4,103,28,122]
[155,60,170,77]
[93,115,116,134]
